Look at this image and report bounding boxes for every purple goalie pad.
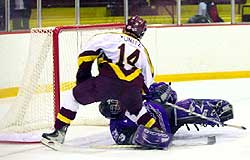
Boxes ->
[132,125,173,149]
[144,101,172,134]
[175,98,233,126]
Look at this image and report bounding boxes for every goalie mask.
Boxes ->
[99,99,123,119]
[124,15,147,39]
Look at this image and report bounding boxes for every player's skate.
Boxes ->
[41,125,68,149]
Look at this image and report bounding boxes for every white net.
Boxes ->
[0,24,123,142]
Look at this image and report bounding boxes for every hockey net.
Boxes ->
[0,24,124,142]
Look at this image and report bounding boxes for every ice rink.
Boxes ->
[0,78,250,160]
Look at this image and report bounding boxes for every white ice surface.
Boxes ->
[0,78,250,160]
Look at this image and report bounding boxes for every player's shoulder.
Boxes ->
[85,32,122,46]
[93,32,123,39]
[119,33,146,51]
[94,32,141,43]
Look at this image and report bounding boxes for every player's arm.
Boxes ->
[76,52,95,84]
[76,35,104,84]
[142,47,154,88]
[139,47,155,95]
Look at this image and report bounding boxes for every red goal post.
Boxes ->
[0,23,124,143]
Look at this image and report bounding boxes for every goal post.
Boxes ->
[0,23,124,143]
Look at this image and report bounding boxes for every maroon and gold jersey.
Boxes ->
[77,32,154,90]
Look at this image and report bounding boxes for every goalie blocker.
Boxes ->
[132,125,173,149]
[99,82,233,149]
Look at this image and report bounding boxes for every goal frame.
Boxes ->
[0,23,124,143]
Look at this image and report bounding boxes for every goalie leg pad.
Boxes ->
[132,125,172,149]
[176,98,233,126]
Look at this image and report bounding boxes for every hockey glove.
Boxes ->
[147,82,177,104]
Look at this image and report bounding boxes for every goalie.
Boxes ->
[99,82,234,149]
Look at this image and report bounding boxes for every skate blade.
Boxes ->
[41,137,62,151]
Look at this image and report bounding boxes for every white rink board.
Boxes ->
[146,25,250,74]
[1,24,250,88]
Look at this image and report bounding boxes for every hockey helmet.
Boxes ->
[124,15,147,39]
[99,99,123,119]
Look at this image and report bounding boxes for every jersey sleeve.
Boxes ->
[76,34,104,84]
[140,46,154,90]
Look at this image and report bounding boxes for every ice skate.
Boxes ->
[41,125,68,149]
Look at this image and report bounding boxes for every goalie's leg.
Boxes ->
[163,98,233,133]
[175,98,233,126]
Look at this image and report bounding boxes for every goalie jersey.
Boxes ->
[110,100,172,145]
[77,32,154,90]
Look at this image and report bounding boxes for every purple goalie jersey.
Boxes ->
[110,101,172,145]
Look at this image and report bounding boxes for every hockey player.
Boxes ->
[41,15,164,146]
[99,82,234,149]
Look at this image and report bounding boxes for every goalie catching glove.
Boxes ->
[145,82,177,104]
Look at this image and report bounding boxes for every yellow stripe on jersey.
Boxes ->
[78,55,98,66]
[98,58,142,81]
[97,57,105,64]
[57,113,71,124]
[109,63,142,81]
[145,118,156,128]
[143,47,154,77]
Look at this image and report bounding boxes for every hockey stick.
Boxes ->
[92,136,216,150]
[164,102,247,130]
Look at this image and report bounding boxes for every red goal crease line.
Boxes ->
[1,71,250,99]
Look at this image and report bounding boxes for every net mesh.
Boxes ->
[0,24,123,142]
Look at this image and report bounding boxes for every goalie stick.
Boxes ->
[41,135,216,151]
[164,102,247,130]
[93,136,216,150]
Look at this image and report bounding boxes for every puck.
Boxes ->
[207,136,216,145]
